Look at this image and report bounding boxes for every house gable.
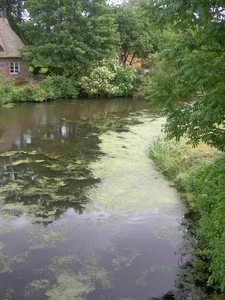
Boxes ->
[0,17,29,78]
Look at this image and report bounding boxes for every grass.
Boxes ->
[149,135,225,298]
[149,135,221,185]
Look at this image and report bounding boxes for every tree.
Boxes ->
[114,3,153,65]
[146,0,225,151]
[0,0,25,34]
[20,0,120,77]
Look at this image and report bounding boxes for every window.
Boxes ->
[10,62,20,74]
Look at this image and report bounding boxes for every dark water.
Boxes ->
[0,98,191,300]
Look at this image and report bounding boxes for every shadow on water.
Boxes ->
[0,98,150,223]
[0,98,204,299]
[148,291,174,299]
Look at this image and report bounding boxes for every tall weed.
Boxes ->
[149,135,188,179]
[149,135,225,294]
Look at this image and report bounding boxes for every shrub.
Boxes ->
[43,75,79,100]
[12,86,45,102]
[112,63,136,96]
[11,87,27,102]
[184,157,225,291]
[79,66,117,97]
[11,75,79,103]
[0,74,14,104]
[79,58,137,98]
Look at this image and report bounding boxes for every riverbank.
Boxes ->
[149,135,225,299]
[0,59,141,106]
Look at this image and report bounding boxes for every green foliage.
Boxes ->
[42,75,79,100]
[79,58,136,98]
[12,85,47,102]
[149,135,189,179]
[20,0,120,76]
[114,3,153,65]
[1,0,26,36]
[12,76,79,102]
[156,0,225,34]
[146,0,225,152]
[0,74,14,104]
[184,156,225,291]
[149,134,225,294]
[110,60,137,96]
[80,66,117,98]
[11,76,79,103]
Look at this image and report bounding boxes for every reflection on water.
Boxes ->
[0,98,148,154]
[0,98,191,299]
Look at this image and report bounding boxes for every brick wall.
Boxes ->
[0,58,29,78]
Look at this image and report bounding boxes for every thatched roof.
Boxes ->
[0,17,24,58]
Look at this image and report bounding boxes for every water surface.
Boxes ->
[0,98,188,300]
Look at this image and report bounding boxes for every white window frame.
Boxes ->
[9,62,20,74]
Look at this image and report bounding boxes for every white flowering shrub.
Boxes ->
[111,62,135,97]
[80,66,118,97]
[79,58,136,98]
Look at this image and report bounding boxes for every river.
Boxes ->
[0,98,191,300]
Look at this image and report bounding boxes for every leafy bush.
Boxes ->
[11,75,79,103]
[0,74,14,104]
[184,157,225,291]
[11,87,28,102]
[79,58,137,98]
[12,85,46,102]
[113,66,136,96]
[79,66,117,97]
[43,75,79,100]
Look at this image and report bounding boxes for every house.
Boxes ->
[0,14,29,79]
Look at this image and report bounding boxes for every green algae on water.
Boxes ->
[46,273,95,300]
[0,108,189,299]
[112,249,140,271]
[26,225,68,250]
[88,122,183,215]
[135,265,174,288]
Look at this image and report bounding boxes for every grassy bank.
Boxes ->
[149,135,225,299]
